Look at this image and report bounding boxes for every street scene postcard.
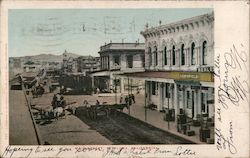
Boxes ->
[0,1,249,158]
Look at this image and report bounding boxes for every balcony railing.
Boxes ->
[110,65,121,70]
[197,66,214,72]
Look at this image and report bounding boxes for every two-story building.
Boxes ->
[90,42,145,93]
[120,13,214,121]
[77,56,101,74]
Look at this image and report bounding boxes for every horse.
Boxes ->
[32,104,53,120]
[53,107,65,119]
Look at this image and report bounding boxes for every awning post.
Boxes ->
[144,81,147,121]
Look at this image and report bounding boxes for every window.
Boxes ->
[152,81,158,95]
[127,55,133,68]
[152,82,156,95]
[113,79,120,86]
[191,42,196,65]
[172,45,176,65]
[186,91,192,109]
[181,44,185,65]
[148,47,152,66]
[154,46,158,66]
[164,47,167,65]
[108,56,110,69]
[165,83,170,98]
[113,56,120,66]
[202,41,207,65]
[141,54,145,67]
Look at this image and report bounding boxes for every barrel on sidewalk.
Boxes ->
[199,128,210,142]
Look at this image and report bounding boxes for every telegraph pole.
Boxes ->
[167,83,170,129]
[115,77,117,104]
[128,77,130,115]
[144,81,147,121]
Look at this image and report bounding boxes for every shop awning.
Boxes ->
[174,80,201,86]
[116,70,214,82]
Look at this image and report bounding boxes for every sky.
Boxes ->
[9,8,212,57]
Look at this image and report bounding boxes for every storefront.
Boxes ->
[118,70,214,121]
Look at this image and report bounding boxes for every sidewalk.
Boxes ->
[9,90,39,145]
[123,94,214,144]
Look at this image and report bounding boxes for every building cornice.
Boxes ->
[141,13,214,38]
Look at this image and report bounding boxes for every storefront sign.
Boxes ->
[171,71,214,82]
[179,74,199,80]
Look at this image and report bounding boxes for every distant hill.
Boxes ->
[10,52,82,63]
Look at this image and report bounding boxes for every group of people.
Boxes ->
[82,99,103,119]
[120,94,136,106]
[82,99,101,107]
[31,84,45,97]
[51,93,66,109]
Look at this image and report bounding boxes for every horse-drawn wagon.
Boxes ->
[76,103,129,120]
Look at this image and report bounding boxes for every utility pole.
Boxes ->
[167,83,170,129]
[144,81,147,121]
[128,77,130,115]
[115,77,117,104]
[130,78,133,94]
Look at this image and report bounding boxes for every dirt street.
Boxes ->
[32,92,193,145]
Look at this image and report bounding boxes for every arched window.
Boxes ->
[154,46,158,66]
[202,41,207,65]
[172,45,176,65]
[191,42,196,65]
[181,44,185,65]
[164,46,167,65]
[127,55,133,68]
[148,47,152,66]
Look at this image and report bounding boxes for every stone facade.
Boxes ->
[141,13,214,72]
[140,13,214,119]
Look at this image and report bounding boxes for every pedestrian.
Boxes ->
[59,96,66,108]
[125,95,128,105]
[96,87,100,94]
[128,94,132,106]
[96,100,100,106]
[83,100,91,118]
[131,94,135,103]
[83,100,89,107]
[120,95,123,103]
[136,87,140,94]
[55,93,61,108]
[52,94,57,109]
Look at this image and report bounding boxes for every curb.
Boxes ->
[23,90,42,145]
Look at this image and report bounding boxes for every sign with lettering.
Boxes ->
[180,74,199,80]
[170,72,214,82]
